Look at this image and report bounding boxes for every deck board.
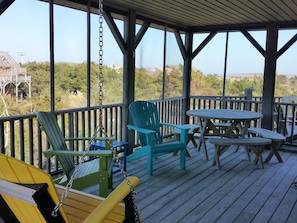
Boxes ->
[84,139,297,223]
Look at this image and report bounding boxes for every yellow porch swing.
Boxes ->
[0,0,140,222]
[0,153,139,223]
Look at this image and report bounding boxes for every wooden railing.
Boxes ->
[274,101,297,144]
[190,96,262,111]
[0,96,296,175]
[0,104,124,174]
[1,76,31,82]
[189,96,261,124]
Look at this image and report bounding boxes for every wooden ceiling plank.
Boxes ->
[50,0,297,30]
[274,0,297,20]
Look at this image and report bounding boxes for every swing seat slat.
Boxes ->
[0,153,140,223]
[56,185,126,222]
[36,111,113,197]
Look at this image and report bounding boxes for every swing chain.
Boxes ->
[52,1,106,216]
[51,136,97,217]
[98,1,139,221]
[98,0,104,134]
[113,149,140,223]
[52,1,139,221]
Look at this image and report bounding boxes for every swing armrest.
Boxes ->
[84,176,140,223]
[43,148,112,158]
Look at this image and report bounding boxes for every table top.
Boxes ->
[186,109,263,121]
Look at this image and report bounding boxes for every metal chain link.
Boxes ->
[98,0,104,136]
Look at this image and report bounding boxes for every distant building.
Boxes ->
[0,51,31,100]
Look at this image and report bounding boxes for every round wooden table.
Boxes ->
[186,109,263,160]
[187,109,263,121]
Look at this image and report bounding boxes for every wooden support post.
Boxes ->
[262,23,278,130]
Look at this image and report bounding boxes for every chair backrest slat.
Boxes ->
[129,101,162,146]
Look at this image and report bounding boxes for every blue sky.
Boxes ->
[1,0,297,76]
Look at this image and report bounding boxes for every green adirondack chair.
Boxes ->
[36,111,113,197]
[127,101,189,175]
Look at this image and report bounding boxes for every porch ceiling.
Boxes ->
[47,0,297,31]
[104,0,297,30]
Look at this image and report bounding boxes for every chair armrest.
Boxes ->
[160,122,191,131]
[84,176,140,223]
[160,122,178,128]
[127,125,156,146]
[127,125,155,134]
[160,122,190,144]
[43,148,112,157]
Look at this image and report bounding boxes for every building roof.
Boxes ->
[0,51,16,69]
[0,51,26,76]
[45,0,297,31]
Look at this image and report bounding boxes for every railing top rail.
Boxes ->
[0,113,35,122]
[0,104,126,122]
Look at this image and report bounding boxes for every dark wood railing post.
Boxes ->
[244,88,253,111]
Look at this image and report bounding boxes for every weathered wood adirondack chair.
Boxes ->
[274,104,297,142]
[0,153,139,223]
[127,101,189,175]
[36,111,113,197]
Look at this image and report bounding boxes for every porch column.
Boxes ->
[262,23,278,129]
[123,10,136,153]
[183,31,193,124]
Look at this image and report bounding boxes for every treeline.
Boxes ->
[1,62,297,116]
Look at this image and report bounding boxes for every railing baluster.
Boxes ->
[9,120,15,157]
[37,118,44,170]
[28,118,34,165]
[0,122,5,154]
[19,119,25,161]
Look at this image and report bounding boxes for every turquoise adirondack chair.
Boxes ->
[36,111,113,197]
[127,101,189,175]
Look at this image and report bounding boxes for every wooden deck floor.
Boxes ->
[86,139,297,223]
